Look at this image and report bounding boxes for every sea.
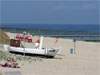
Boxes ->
[0,24,100,41]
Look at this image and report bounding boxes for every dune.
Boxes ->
[0,30,10,44]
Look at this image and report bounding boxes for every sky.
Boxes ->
[0,0,100,25]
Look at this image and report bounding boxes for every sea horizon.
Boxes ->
[0,24,99,35]
[0,24,100,41]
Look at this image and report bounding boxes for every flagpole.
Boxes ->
[23,31,26,57]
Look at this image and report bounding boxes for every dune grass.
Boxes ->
[0,50,43,63]
[0,29,10,44]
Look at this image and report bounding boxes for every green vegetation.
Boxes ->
[0,51,43,62]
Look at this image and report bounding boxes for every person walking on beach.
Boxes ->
[55,37,59,43]
[73,38,76,54]
[70,39,76,54]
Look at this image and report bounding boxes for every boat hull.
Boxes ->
[8,46,59,57]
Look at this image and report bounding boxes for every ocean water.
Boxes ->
[0,24,100,40]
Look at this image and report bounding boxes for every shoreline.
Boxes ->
[1,28,100,41]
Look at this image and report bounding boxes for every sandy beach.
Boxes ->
[0,32,100,75]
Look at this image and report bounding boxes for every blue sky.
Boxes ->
[0,0,99,24]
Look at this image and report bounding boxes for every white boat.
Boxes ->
[8,36,59,58]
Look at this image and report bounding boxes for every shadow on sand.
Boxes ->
[9,51,55,59]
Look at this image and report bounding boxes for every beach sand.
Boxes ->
[0,32,100,75]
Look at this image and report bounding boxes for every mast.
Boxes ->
[39,36,43,49]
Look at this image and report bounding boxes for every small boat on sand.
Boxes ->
[8,36,59,58]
